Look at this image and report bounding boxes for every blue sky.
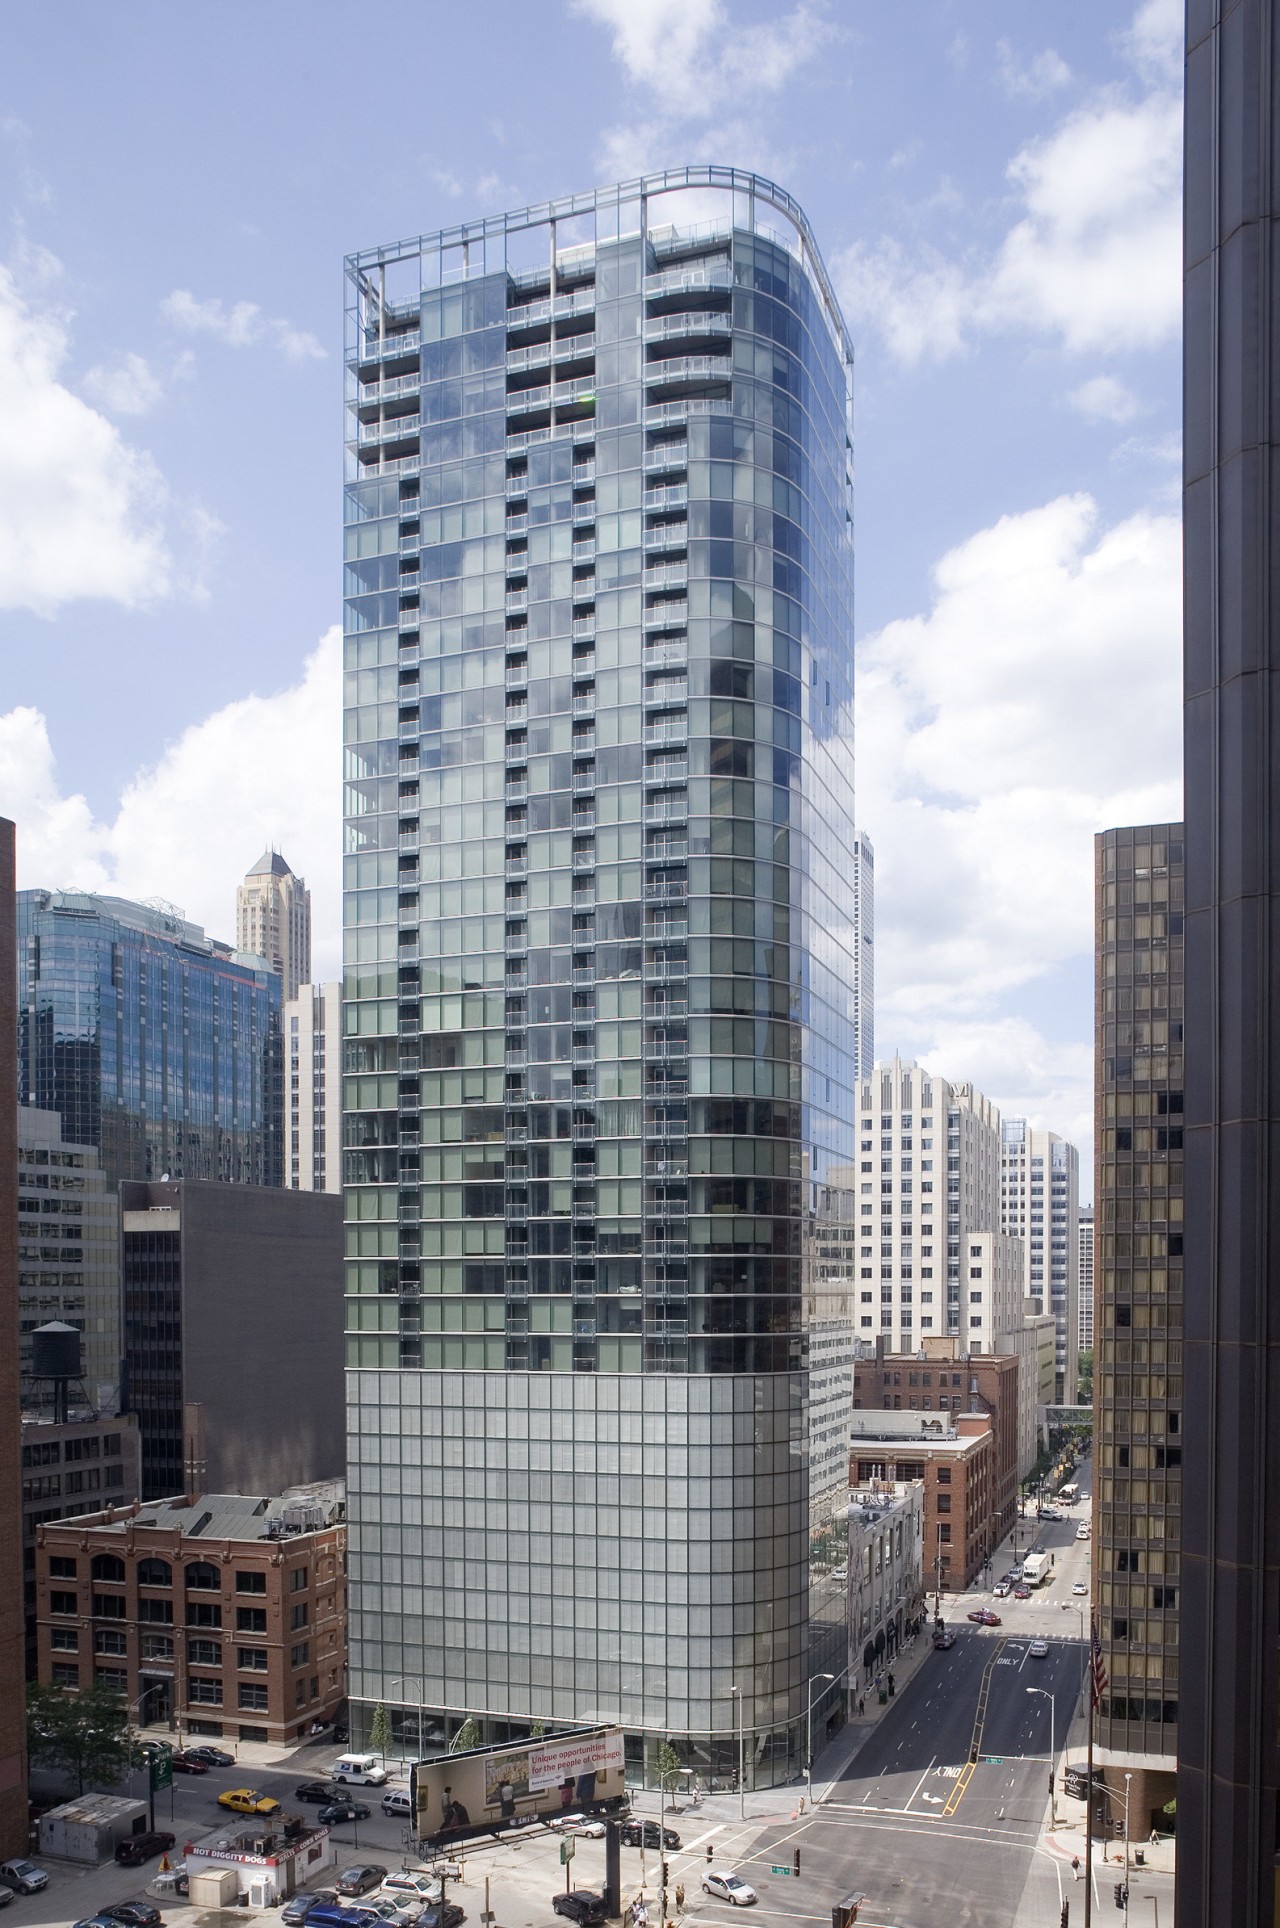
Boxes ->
[0,1,1185,1184]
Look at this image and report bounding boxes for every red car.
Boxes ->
[967,1608,1001,1626]
[170,1751,209,1775]
[1013,1585,1033,1601]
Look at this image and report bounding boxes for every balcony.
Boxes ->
[644,442,688,475]
[647,679,688,708]
[643,796,688,824]
[506,343,553,373]
[398,828,420,852]
[358,413,421,446]
[572,539,597,564]
[506,473,530,499]
[505,856,528,879]
[361,328,421,361]
[644,484,689,512]
[572,849,595,873]
[572,501,596,528]
[504,776,528,802]
[645,264,733,300]
[398,533,421,557]
[644,639,688,671]
[571,770,596,796]
[644,397,732,427]
[571,616,595,640]
[505,512,529,536]
[505,589,529,614]
[643,600,688,633]
[572,460,596,485]
[644,311,732,342]
[645,877,687,902]
[554,291,596,321]
[645,524,687,554]
[505,661,528,691]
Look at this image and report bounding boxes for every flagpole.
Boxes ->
[1084,1612,1097,1928]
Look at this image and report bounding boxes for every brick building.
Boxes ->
[21,1414,142,1674]
[850,1410,996,1597]
[35,1485,346,1747]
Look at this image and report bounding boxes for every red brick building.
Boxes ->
[35,1486,346,1747]
[850,1412,995,1595]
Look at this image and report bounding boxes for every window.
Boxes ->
[236,1607,267,1634]
[234,1571,267,1595]
[92,1594,126,1619]
[295,1678,307,1708]
[51,1662,79,1687]
[238,1647,268,1671]
[49,1556,76,1579]
[185,1561,221,1591]
[140,1634,174,1660]
[90,1553,125,1584]
[138,1599,173,1625]
[50,1627,78,1651]
[187,1677,223,1706]
[290,1643,310,1668]
[290,1603,309,1631]
[96,1667,128,1691]
[238,1682,269,1712]
[290,1567,309,1593]
[188,1639,221,1666]
[186,1602,222,1628]
[94,1628,127,1655]
[50,1591,78,1616]
[137,1558,172,1587]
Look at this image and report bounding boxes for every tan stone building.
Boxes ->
[236,850,311,1002]
[35,1485,346,1747]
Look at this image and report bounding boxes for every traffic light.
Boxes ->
[793,1850,801,1878]
[1114,1883,1125,1910]
[706,1845,713,1862]
[661,1861,671,1892]
[1060,1904,1069,1928]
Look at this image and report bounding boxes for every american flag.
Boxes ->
[1090,1614,1108,1708]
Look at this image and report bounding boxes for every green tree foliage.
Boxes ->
[370,1702,392,1763]
[27,1681,137,1795]
[655,1739,682,1796]
[452,1717,481,1753]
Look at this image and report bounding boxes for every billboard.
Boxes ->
[411,1727,626,1840]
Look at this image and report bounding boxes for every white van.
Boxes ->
[330,1752,388,1786]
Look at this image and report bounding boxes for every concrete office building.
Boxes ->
[1179,5,1280,1916]
[17,890,282,1189]
[1077,1206,1094,1355]
[1093,824,1183,1827]
[17,1109,120,1413]
[21,1413,141,1674]
[1000,1120,1080,1405]
[120,1180,344,1502]
[284,982,341,1194]
[343,168,858,1781]
[847,1481,924,1693]
[857,1057,1022,1355]
[0,818,29,1852]
[237,850,312,1003]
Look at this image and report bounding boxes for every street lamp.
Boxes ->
[1123,1770,1133,1918]
[729,1685,744,1821]
[388,1675,425,1769]
[805,1673,835,1810]
[1026,1686,1056,1826]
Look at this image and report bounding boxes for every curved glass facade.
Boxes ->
[343,169,858,1782]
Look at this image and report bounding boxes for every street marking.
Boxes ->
[941,1635,1007,1818]
[903,1755,937,1812]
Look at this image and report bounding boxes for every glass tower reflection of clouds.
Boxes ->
[342,169,859,1781]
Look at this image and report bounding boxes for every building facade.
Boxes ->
[1077,1206,1094,1354]
[21,1414,141,1674]
[1093,824,1183,1815]
[120,1180,345,1502]
[17,890,282,1189]
[850,1411,998,1597]
[343,168,858,1780]
[237,851,312,1003]
[847,1482,924,1691]
[1000,1121,1080,1405]
[855,1057,1022,1354]
[17,1109,120,1413]
[34,1486,346,1747]
[284,982,341,1193]
[0,819,29,1853]
[852,829,874,1079]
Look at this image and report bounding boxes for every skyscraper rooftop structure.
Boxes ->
[17,889,282,1189]
[237,849,312,1002]
[342,167,857,1781]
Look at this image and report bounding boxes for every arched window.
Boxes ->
[137,1558,172,1588]
[185,1561,221,1591]
[90,1554,125,1584]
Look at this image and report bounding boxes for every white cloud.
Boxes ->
[0,630,343,976]
[161,289,326,363]
[1119,0,1182,82]
[81,350,165,416]
[1068,373,1143,423]
[836,3,1181,364]
[0,255,171,614]
[912,1018,1094,1162]
[997,40,1072,101]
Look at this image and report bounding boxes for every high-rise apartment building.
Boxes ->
[1093,824,1183,1826]
[999,1121,1080,1404]
[237,850,312,1002]
[852,828,874,1078]
[343,168,857,1780]
[17,890,282,1189]
[1077,1206,1093,1355]
[0,818,30,1852]
[1180,5,1280,1916]
[17,1109,120,1413]
[285,982,341,1193]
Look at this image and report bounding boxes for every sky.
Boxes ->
[0,0,1185,1191]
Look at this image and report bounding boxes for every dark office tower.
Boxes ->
[1093,826,1183,1826]
[0,820,30,1853]
[343,169,857,1779]
[16,890,283,1188]
[1181,4,1280,1918]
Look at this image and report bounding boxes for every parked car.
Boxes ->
[182,1745,235,1766]
[967,1608,1001,1626]
[319,1802,371,1826]
[0,1890,13,1911]
[1014,1584,1033,1601]
[170,1750,209,1774]
[135,1741,169,1763]
[416,1906,465,1928]
[114,1833,176,1869]
[551,1894,607,1924]
[72,1918,121,1928]
[549,1815,606,1839]
[1076,1524,1092,1541]
[1029,1640,1050,1658]
[296,1781,343,1804]
[281,1890,340,1926]
[701,1873,757,1907]
[0,1861,48,1895]
[99,1904,162,1927]
[381,1875,443,1904]
[364,1899,424,1928]
[381,1790,414,1818]
[993,1580,1011,1598]
[219,1788,281,1816]
[336,1866,390,1898]
[620,1821,681,1850]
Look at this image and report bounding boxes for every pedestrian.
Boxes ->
[1072,1857,1080,1881]
[857,1695,865,1718]
[888,1672,895,1697]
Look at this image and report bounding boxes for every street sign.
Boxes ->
[770,1866,792,1877]
[982,1757,1004,1765]
[560,1839,576,1865]
[150,1753,173,1791]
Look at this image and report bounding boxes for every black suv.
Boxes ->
[620,1822,681,1851]
[552,1895,607,1924]
[115,1832,176,1868]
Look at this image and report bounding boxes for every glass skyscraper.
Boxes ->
[17,890,282,1190]
[343,168,858,1781]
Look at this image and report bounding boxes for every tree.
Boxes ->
[27,1681,137,1795]
[451,1717,481,1753]
[655,1739,683,1812]
[529,1719,545,1738]
[370,1702,392,1765]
